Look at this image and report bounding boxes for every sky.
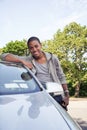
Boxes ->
[0,0,87,48]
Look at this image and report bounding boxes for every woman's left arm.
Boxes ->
[53,55,69,106]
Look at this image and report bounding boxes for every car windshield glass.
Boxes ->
[0,63,41,95]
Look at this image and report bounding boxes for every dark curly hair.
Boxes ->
[27,36,41,48]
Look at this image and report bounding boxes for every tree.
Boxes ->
[63,22,87,97]
[0,48,3,54]
[42,22,87,97]
[2,40,27,56]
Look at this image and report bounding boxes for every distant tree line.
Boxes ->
[1,22,87,97]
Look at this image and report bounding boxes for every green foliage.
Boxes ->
[2,40,27,56]
[0,48,3,54]
[80,77,87,96]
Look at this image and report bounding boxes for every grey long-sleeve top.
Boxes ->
[0,52,67,84]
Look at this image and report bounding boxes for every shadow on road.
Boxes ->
[74,118,87,130]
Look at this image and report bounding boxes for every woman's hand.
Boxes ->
[62,84,69,107]
[63,95,69,106]
[21,60,33,69]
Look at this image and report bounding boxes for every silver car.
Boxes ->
[0,61,82,130]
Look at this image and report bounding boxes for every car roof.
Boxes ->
[0,60,23,67]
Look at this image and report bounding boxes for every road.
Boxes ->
[68,98,87,130]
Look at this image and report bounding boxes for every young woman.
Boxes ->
[1,36,69,110]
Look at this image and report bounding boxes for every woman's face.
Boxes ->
[28,40,42,59]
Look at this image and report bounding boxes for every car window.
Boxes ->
[0,63,41,95]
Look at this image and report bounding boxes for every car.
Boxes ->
[0,61,82,130]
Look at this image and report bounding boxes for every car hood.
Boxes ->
[0,92,80,130]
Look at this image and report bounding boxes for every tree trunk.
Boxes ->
[74,83,80,97]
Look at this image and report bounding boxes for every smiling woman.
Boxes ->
[0,36,69,110]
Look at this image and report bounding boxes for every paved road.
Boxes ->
[68,98,87,130]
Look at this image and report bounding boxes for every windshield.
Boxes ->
[0,63,41,95]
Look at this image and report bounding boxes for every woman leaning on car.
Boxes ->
[0,36,69,110]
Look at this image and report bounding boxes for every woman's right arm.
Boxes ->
[1,53,22,62]
[0,53,33,69]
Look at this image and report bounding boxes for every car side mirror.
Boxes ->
[21,72,32,81]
